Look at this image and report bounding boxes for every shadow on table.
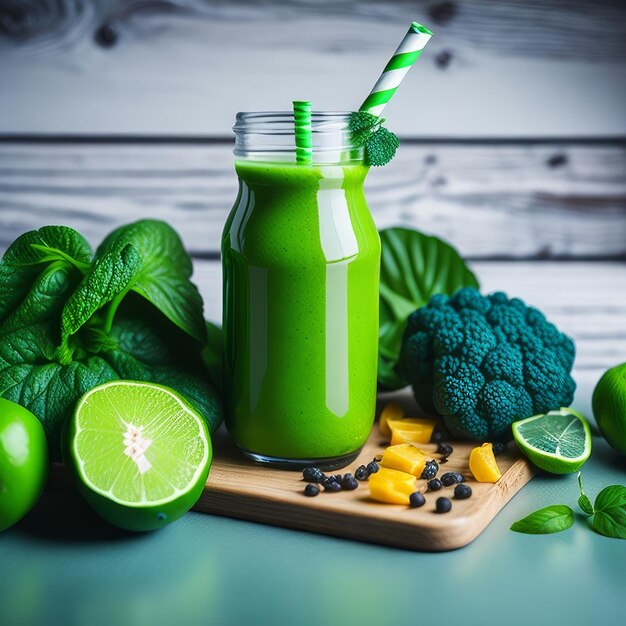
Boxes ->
[14,487,141,544]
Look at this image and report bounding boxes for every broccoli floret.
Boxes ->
[400,288,576,441]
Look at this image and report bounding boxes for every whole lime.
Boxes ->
[592,362,626,456]
[0,398,49,532]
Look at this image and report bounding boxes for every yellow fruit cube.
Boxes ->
[380,443,427,477]
[389,418,437,445]
[379,402,404,437]
[469,443,502,482]
[369,467,417,505]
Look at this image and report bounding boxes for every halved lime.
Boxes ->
[512,408,591,474]
[64,381,212,531]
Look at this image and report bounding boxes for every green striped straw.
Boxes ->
[293,100,313,163]
[360,22,433,117]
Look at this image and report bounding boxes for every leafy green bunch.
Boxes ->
[348,112,400,167]
[0,220,223,458]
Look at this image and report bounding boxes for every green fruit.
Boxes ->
[64,381,212,532]
[592,362,626,456]
[0,398,49,532]
[512,407,592,474]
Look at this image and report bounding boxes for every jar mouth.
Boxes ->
[233,111,352,134]
[233,111,363,164]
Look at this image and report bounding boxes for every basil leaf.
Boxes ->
[577,472,594,516]
[510,505,575,534]
[579,495,594,516]
[97,220,206,343]
[0,226,92,324]
[378,228,479,389]
[592,485,626,539]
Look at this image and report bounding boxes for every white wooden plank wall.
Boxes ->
[1,0,625,136]
[1,141,624,259]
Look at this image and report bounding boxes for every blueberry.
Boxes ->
[427,478,442,491]
[492,442,507,456]
[355,465,369,481]
[304,484,320,497]
[441,472,464,486]
[409,492,426,508]
[366,461,380,475]
[420,460,439,480]
[324,480,342,492]
[302,467,325,483]
[454,484,472,499]
[437,443,454,457]
[342,475,359,491]
[436,497,452,513]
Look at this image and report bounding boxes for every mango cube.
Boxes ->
[469,443,502,482]
[379,402,404,437]
[389,418,437,445]
[369,467,417,505]
[380,443,427,477]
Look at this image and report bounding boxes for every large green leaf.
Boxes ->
[0,225,92,324]
[378,228,479,389]
[97,220,206,343]
[58,243,142,358]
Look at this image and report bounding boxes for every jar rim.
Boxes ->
[232,111,361,163]
[233,111,352,133]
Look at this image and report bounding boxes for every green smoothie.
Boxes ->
[222,159,380,465]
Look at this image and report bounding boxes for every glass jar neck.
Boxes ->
[233,111,363,165]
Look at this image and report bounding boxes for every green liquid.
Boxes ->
[222,160,380,461]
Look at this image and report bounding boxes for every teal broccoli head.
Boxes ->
[400,287,576,441]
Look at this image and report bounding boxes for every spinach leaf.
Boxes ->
[97,220,206,343]
[510,505,575,534]
[0,262,74,337]
[57,243,142,360]
[378,228,479,389]
[591,485,626,539]
[0,226,92,324]
[0,321,119,456]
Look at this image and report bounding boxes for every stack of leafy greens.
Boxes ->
[0,220,222,458]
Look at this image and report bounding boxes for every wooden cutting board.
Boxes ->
[195,421,534,552]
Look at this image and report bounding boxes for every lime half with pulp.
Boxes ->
[65,381,212,531]
[512,407,591,474]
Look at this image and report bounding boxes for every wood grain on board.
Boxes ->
[196,417,534,552]
[1,141,624,260]
[1,1,625,136]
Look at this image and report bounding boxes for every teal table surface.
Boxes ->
[1,380,625,626]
